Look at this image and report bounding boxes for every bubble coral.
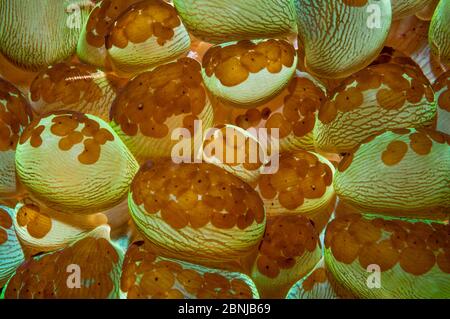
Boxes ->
[433,70,450,135]
[212,72,326,152]
[129,160,266,269]
[255,151,335,232]
[29,62,126,121]
[324,213,450,298]
[268,74,326,151]
[386,16,446,83]
[295,0,392,79]
[110,58,213,162]
[202,39,297,108]
[15,111,139,214]
[0,78,33,198]
[1,0,449,301]
[120,240,259,299]
[12,200,128,257]
[429,0,450,66]
[77,0,141,68]
[251,215,321,298]
[78,0,191,73]
[2,225,123,299]
[334,129,450,219]
[0,0,92,71]
[106,0,191,74]
[315,60,436,153]
[173,0,298,44]
[0,205,25,288]
[286,258,355,299]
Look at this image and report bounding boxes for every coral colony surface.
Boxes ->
[0,0,449,299]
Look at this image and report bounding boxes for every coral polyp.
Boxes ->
[0,78,33,198]
[29,62,125,121]
[173,0,298,43]
[78,0,191,73]
[202,39,297,107]
[251,215,321,298]
[15,112,139,214]
[2,226,123,299]
[110,58,213,162]
[323,214,450,298]
[0,0,92,71]
[295,0,392,79]
[0,0,448,301]
[334,129,450,218]
[129,160,265,269]
[121,240,259,299]
[315,58,436,153]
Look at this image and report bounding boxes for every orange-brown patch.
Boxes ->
[213,77,327,143]
[421,129,447,144]
[437,252,450,274]
[432,71,450,92]
[381,140,408,166]
[338,152,354,172]
[324,214,361,248]
[409,131,432,155]
[0,78,33,151]
[235,108,263,129]
[335,87,364,112]
[256,215,318,278]
[85,0,142,48]
[433,71,450,111]
[4,236,118,299]
[399,247,436,275]
[279,77,324,136]
[106,0,181,49]
[131,161,264,231]
[29,63,103,106]
[48,112,114,164]
[256,255,279,279]
[203,39,295,87]
[257,151,331,210]
[326,215,449,275]
[369,62,432,109]
[16,204,52,239]
[341,0,368,7]
[437,90,450,112]
[265,113,292,138]
[331,231,360,264]
[318,101,337,124]
[0,228,7,244]
[354,69,382,91]
[376,89,406,110]
[406,79,425,104]
[177,269,204,295]
[111,58,207,139]
[348,219,381,244]
[121,241,254,299]
[0,208,12,229]
[358,240,399,271]
[302,267,328,292]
